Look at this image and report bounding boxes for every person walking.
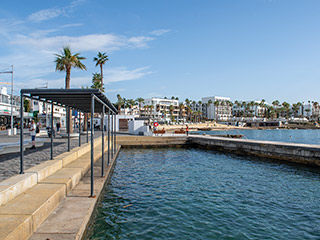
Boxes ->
[186,125,189,136]
[29,120,36,149]
[56,121,61,134]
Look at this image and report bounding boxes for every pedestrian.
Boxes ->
[56,121,61,134]
[186,125,189,136]
[29,120,36,149]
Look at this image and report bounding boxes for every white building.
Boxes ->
[0,87,20,128]
[141,98,180,123]
[232,100,266,117]
[202,96,232,120]
[32,100,67,127]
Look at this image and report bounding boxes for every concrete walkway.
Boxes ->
[0,132,101,182]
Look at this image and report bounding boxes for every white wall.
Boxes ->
[129,120,149,135]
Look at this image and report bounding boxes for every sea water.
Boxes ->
[87,148,320,240]
[195,129,320,145]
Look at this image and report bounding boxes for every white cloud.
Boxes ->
[150,29,171,36]
[105,67,152,83]
[11,33,155,52]
[28,8,64,22]
[28,0,85,23]
[14,66,152,91]
[106,88,125,93]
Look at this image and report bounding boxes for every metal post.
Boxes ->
[11,65,13,136]
[79,112,81,147]
[19,92,24,174]
[86,113,89,143]
[101,106,105,177]
[107,108,110,165]
[111,112,114,159]
[50,102,54,160]
[67,107,70,152]
[114,113,116,154]
[90,95,94,197]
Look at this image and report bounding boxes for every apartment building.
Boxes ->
[232,100,266,117]
[141,97,180,123]
[201,96,232,120]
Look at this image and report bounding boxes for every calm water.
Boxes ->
[87,148,320,240]
[195,129,320,145]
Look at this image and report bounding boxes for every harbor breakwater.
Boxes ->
[117,135,320,167]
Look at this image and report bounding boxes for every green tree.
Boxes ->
[136,97,145,117]
[55,46,86,89]
[91,73,104,92]
[126,99,137,114]
[116,94,124,113]
[55,46,86,133]
[214,100,219,119]
[24,99,31,112]
[93,52,108,87]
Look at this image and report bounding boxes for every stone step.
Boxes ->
[30,146,121,240]
[0,139,114,240]
[0,137,105,206]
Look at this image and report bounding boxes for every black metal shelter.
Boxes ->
[20,89,118,197]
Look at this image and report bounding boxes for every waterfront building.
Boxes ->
[141,97,180,123]
[232,100,267,118]
[299,102,320,120]
[201,96,232,120]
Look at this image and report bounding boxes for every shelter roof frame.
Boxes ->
[21,89,117,114]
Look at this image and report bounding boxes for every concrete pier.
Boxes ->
[188,135,320,167]
[117,135,320,167]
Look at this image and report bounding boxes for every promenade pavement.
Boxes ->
[0,130,102,182]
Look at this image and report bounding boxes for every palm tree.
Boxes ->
[186,105,192,123]
[313,101,319,120]
[136,97,144,117]
[116,94,124,113]
[126,99,136,115]
[179,103,185,122]
[292,103,300,118]
[55,46,86,133]
[55,46,86,89]
[214,100,219,120]
[91,73,104,92]
[93,52,109,87]
[169,105,175,123]
[24,99,31,112]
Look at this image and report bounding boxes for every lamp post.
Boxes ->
[0,65,14,135]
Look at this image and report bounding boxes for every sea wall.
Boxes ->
[188,135,320,167]
[117,135,187,147]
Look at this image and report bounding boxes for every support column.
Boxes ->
[101,106,105,177]
[50,102,54,160]
[90,95,95,197]
[113,113,116,154]
[111,112,114,159]
[107,108,110,165]
[79,112,81,147]
[19,92,24,174]
[86,113,89,143]
[67,107,70,152]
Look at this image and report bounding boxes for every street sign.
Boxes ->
[153,122,159,127]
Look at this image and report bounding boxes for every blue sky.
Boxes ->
[0,0,320,103]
